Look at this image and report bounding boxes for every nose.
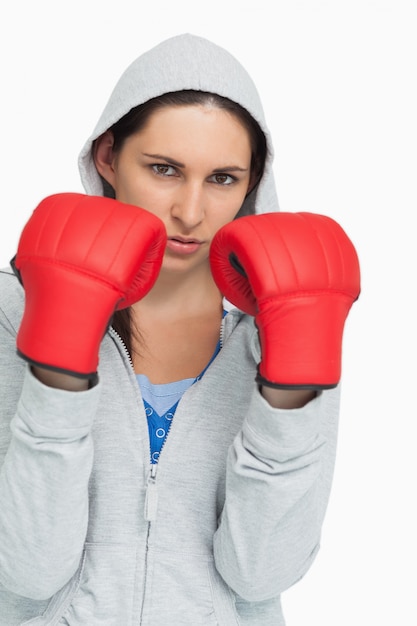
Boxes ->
[171,182,205,230]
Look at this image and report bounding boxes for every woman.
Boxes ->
[0,34,360,625]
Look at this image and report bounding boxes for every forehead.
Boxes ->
[133,104,252,159]
[143,104,248,139]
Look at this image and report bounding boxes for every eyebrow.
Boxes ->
[142,153,248,173]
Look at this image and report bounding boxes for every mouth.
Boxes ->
[166,236,204,255]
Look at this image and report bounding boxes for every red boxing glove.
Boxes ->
[11,193,166,380]
[210,212,360,390]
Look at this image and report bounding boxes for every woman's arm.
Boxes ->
[0,367,98,600]
[0,290,98,600]
[213,385,340,602]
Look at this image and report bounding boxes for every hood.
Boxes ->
[78,33,279,216]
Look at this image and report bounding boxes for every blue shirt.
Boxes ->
[137,311,226,464]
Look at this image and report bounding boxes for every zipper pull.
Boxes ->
[144,464,158,521]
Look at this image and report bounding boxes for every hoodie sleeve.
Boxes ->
[213,385,340,602]
[0,292,100,600]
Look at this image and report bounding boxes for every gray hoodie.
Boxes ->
[0,34,340,625]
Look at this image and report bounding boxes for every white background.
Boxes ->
[1,1,416,624]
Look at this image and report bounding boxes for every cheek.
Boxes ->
[114,173,160,209]
[217,187,249,222]
[212,207,242,233]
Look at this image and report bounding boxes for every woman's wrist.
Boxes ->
[32,366,90,391]
[260,385,316,409]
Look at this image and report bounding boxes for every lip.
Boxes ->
[166,236,204,255]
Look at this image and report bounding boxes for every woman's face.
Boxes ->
[95,105,253,275]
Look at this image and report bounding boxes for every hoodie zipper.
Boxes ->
[109,328,162,523]
[144,314,227,522]
[111,313,227,523]
[144,463,158,521]
[111,323,227,622]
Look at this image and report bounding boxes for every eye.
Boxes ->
[152,164,177,177]
[210,173,236,185]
